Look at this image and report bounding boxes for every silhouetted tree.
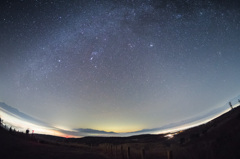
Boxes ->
[229,102,233,110]
[0,117,2,127]
[26,129,29,135]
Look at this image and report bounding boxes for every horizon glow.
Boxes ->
[0,100,239,137]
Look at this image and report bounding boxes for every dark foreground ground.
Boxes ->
[1,106,240,159]
[0,126,108,159]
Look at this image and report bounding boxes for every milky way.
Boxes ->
[1,0,240,134]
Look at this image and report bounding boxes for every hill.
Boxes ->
[1,106,240,159]
[0,125,108,159]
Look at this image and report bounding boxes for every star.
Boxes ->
[149,43,154,47]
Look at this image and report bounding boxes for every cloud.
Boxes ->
[75,128,117,135]
[0,102,51,127]
[55,128,119,137]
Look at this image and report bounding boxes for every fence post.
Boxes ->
[167,150,173,159]
[111,145,113,155]
[127,147,131,159]
[121,145,124,159]
[229,102,233,110]
[115,145,117,159]
[141,149,145,159]
[0,117,2,127]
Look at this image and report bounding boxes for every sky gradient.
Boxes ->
[1,0,240,136]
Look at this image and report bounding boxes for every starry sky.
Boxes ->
[1,0,240,136]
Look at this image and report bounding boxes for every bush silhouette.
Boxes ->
[26,129,29,135]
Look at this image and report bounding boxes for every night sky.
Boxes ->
[1,0,240,136]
